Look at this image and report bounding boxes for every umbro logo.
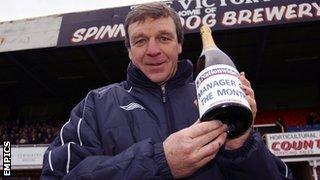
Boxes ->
[120,102,145,111]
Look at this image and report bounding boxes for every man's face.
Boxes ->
[127,16,182,85]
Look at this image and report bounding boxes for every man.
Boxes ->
[41,2,292,179]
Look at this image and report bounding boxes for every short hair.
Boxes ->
[124,2,184,48]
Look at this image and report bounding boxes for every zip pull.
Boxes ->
[161,86,166,103]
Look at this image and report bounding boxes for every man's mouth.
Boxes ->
[148,61,165,66]
[147,61,165,68]
[146,61,166,73]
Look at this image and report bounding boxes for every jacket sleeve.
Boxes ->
[217,131,293,180]
[41,93,172,180]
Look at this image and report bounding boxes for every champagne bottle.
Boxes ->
[195,25,252,139]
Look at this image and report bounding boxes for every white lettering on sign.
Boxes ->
[266,131,320,156]
[178,0,215,10]
[177,0,218,29]
[222,2,320,26]
[219,0,271,7]
[180,11,217,29]
[71,24,125,43]
[178,9,201,17]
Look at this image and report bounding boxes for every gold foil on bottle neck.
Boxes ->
[200,25,218,50]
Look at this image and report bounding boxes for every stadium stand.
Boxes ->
[0,119,63,145]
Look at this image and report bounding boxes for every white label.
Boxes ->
[195,64,250,118]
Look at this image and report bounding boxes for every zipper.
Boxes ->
[161,86,166,103]
[161,85,174,134]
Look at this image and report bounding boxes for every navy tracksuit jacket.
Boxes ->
[41,60,292,179]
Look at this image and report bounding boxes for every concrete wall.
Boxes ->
[0,15,62,52]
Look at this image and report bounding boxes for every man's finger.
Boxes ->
[239,72,251,88]
[195,132,227,161]
[194,99,198,109]
[187,121,223,138]
[194,124,228,147]
[241,84,255,98]
[246,96,257,120]
[193,154,215,171]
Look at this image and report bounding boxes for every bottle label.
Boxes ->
[195,64,251,118]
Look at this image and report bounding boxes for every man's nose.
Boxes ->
[146,39,161,57]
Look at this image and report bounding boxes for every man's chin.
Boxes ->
[148,75,166,85]
[147,70,175,85]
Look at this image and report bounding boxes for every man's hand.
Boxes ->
[163,120,227,178]
[225,72,257,150]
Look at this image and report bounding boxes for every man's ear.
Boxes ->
[127,48,136,65]
[128,48,132,60]
[178,43,182,54]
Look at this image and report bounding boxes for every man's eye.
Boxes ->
[160,36,170,42]
[134,39,146,46]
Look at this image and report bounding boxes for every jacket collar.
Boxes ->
[127,59,194,89]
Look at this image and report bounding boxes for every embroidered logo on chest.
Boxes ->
[120,102,145,111]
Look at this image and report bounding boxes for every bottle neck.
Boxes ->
[200,27,218,50]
